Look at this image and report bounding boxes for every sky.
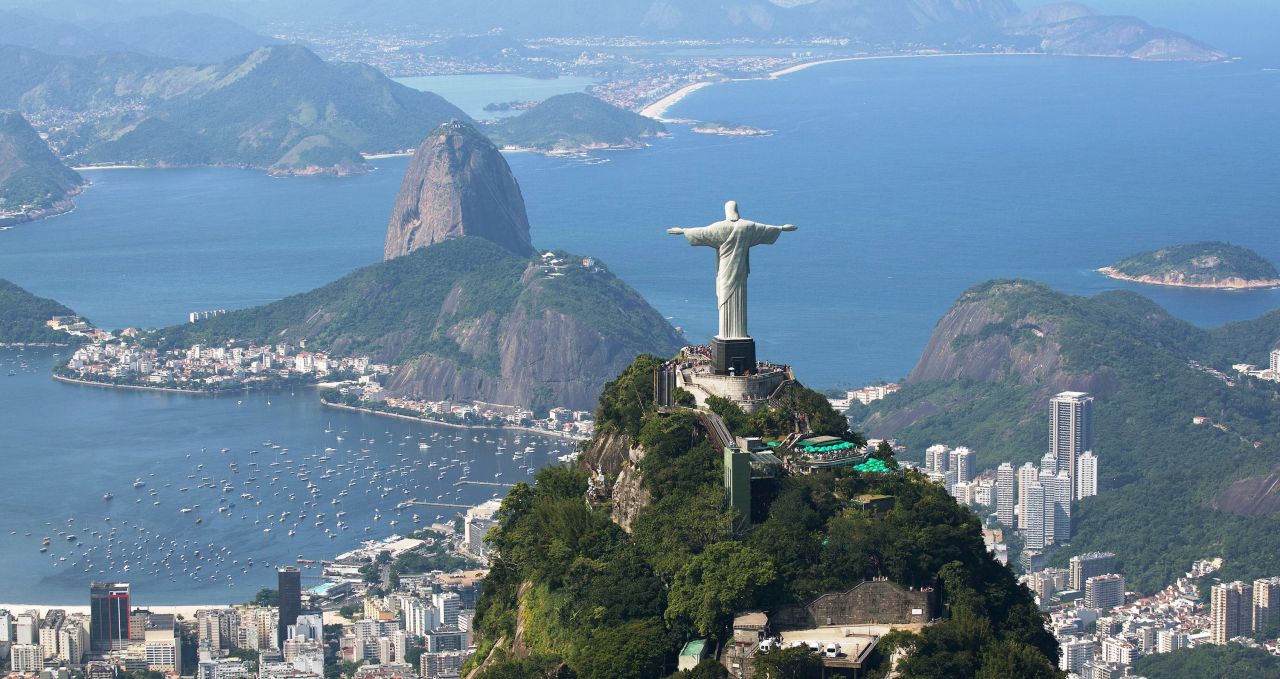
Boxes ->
[1024,0,1280,62]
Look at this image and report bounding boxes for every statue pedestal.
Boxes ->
[713,337,756,376]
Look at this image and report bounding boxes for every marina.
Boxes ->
[0,347,565,604]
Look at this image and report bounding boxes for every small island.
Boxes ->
[690,120,773,137]
[1099,241,1280,290]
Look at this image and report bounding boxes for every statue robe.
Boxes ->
[682,219,783,339]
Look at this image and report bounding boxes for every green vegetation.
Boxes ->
[469,355,1058,678]
[0,111,83,214]
[487,93,666,152]
[0,279,77,343]
[1105,241,1278,286]
[249,588,278,606]
[862,280,1280,592]
[1131,644,1280,679]
[159,237,680,394]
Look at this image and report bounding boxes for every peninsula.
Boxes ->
[1098,241,1280,290]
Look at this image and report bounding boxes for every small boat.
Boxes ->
[103,493,113,501]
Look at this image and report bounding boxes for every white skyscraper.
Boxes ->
[1076,451,1098,500]
[925,444,950,473]
[951,447,975,485]
[1051,391,1094,498]
[1022,481,1047,550]
[1040,451,1058,475]
[1017,462,1039,529]
[1271,348,1280,375]
[996,463,1016,527]
[1045,470,1072,544]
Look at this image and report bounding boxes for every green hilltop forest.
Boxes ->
[0,278,77,343]
[486,93,667,152]
[1101,241,1279,287]
[157,237,683,411]
[0,111,85,217]
[465,355,1061,679]
[859,280,1280,593]
[0,43,470,174]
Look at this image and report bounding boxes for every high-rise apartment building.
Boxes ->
[1039,470,1071,544]
[277,568,302,650]
[1270,348,1280,375]
[1017,462,1039,529]
[1254,577,1280,634]
[1059,638,1093,674]
[90,582,130,652]
[1156,629,1186,654]
[996,463,1016,527]
[1051,391,1094,497]
[951,447,975,485]
[1084,573,1126,610]
[1076,451,1098,500]
[1022,481,1047,551]
[1070,552,1117,591]
[1212,581,1253,645]
[925,444,950,474]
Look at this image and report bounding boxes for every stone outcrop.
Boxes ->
[0,110,86,224]
[384,121,534,260]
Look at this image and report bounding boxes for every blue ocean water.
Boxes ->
[1,55,1278,601]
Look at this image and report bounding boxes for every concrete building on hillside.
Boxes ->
[1076,451,1098,500]
[1084,574,1126,610]
[1051,391,1094,498]
[996,463,1016,526]
[1212,581,1253,644]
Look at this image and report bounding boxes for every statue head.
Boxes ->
[725,200,740,221]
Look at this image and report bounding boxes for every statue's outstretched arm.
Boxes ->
[666,227,686,235]
[761,222,797,232]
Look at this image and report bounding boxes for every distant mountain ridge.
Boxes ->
[0,110,85,224]
[0,44,472,174]
[0,9,280,62]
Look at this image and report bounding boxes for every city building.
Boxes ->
[1084,574,1126,610]
[420,651,469,679]
[996,463,1016,527]
[1212,581,1254,645]
[1050,391,1094,498]
[1076,451,1098,500]
[1022,482,1047,551]
[11,643,41,672]
[925,444,949,474]
[1017,462,1038,530]
[463,500,502,561]
[950,447,974,485]
[1070,552,1117,591]
[1253,576,1280,635]
[1040,470,1072,544]
[90,582,130,652]
[1156,629,1186,653]
[1060,638,1093,674]
[143,614,180,672]
[277,568,302,649]
[1101,637,1136,665]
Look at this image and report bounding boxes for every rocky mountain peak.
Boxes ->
[384,121,534,260]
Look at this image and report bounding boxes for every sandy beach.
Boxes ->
[640,51,1045,122]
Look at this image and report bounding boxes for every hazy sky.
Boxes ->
[1024,0,1280,61]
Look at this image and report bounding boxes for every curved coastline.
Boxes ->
[53,373,216,395]
[1097,266,1280,290]
[322,399,584,441]
[640,51,1048,121]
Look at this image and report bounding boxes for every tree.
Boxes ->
[751,646,823,679]
[250,588,278,606]
[673,659,729,678]
[568,618,668,679]
[871,440,899,468]
[666,542,777,636]
[974,640,1061,679]
[338,603,360,619]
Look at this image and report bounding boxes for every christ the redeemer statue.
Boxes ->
[668,200,797,340]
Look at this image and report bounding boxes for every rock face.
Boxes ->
[385,122,534,260]
[1000,5,1227,61]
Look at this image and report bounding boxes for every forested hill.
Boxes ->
[1100,241,1280,289]
[463,353,1061,679]
[0,111,85,223]
[0,278,77,344]
[486,93,667,153]
[158,237,683,411]
[860,279,1280,592]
